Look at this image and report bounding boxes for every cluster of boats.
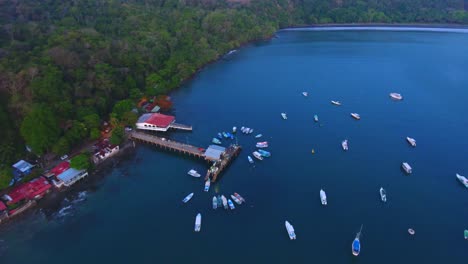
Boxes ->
[248,142,271,163]
[211,193,246,210]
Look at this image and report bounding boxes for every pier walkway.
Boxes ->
[169,123,193,131]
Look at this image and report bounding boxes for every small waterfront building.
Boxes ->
[204,145,226,161]
[12,160,34,178]
[93,144,120,164]
[56,168,89,187]
[2,177,51,205]
[43,161,70,179]
[136,113,176,132]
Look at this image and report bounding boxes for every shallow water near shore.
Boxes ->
[1,28,468,263]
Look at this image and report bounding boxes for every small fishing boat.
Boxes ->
[302,92,308,97]
[194,213,202,232]
[351,113,361,120]
[257,149,271,157]
[402,162,412,174]
[188,169,201,178]
[212,196,218,209]
[285,221,296,240]
[228,199,235,210]
[226,132,234,139]
[342,140,349,151]
[231,195,242,205]
[379,187,387,202]
[390,93,403,100]
[406,137,416,147]
[253,151,263,161]
[331,100,342,106]
[314,114,319,122]
[352,225,363,256]
[456,173,468,188]
[311,149,315,154]
[248,156,254,164]
[221,195,228,209]
[248,128,253,134]
[232,126,237,133]
[204,179,211,192]
[320,189,327,205]
[256,141,269,148]
[464,230,468,240]
[217,133,223,139]
[182,193,194,203]
[212,138,222,145]
[234,192,246,203]
[217,195,222,207]
[242,127,249,134]
[255,134,263,138]
[408,228,415,235]
[222,132,229,138]
[281,113,287,120]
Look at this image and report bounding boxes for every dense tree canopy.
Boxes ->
[70,153,91,170]
[0,0,467,161]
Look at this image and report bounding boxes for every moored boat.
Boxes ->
[248,156,254,164]
[257,149,271,157]
[217,133,223,139]
[331,100,342,106]
[217,195,222,207]
[212,196,218,209]
[221,195,228,209]
[402,162,412,174]
[228,199,235,210]
[226,132,234,139]
[188,169,201,178]
[256,141,269,148]
[194,213,202,232]
[182,193,194,203]
[234,192,246,203]
[320,189,327,205]
[464,230,468,240]
[255,134,263,138]
[281,113,287,120]
[314,114,319,122]
[390,92,403,100]
[232,126,237,133]
[204,179,211,192]
[212,138,222,145]
[285,221,296,240]
[352,225,363,256]
[456,173,468,188]
[406,137,416,147]
[302,92,308,97]
[242,127,249,134]
[248,128,253,134]
[231,195,242,205]
[379,187,387,202]
[222,132,229,138]
[351,113,361,120]
[253,151,263,161]
[342,140,349,151]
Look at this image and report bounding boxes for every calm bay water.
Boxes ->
[1,28,468,263]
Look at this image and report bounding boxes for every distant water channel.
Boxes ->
[1,28,468,263]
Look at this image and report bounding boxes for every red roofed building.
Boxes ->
[136,113,176,132]
[2,177,52,205]
[50,161,70,176]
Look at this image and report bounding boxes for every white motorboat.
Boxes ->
[248,128,253,134]
[204,179,211,192]
[285,221,296,240]
[456,173,468,188]
[379,187,387,202]
[331,100,342,106]
[194,213,202,232]
[247,156,254,164]
[234,192,246,203]
[342,140,349,151]
[253,151,263,161]
[212,196,218,209]
[231,194,242,205]
[302,92,308,97]
[256,141,268,148]
[406,137,416,147]
[255,134,263,138]
[182,193,194,203]
[351,113,361,120]
[187,169,201,178]
[320,189,327,205]
[402,162,412,174]
[390,93,403,100]
[221,195,228,209]
[281,113,287,120]
[228,199,235,210]
[232,126,237,133]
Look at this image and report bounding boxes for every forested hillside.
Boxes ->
[0,0,467,166]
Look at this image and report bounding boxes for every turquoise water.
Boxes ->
[1,28,468,263]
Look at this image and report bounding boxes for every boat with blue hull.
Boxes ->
[352,225,363,256]
[257,149,271,157]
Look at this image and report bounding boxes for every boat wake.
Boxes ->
[53,191,88,221]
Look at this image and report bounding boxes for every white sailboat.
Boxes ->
[285,221,296,240]
[182,193,194,203]
[221,195,228,209]
[281,113,287,120]
[456,173,468,188]
[379,187,387,202]
[406,137,416,147]
[389,93,403,100]
[194,213,202,232]
[320,189,327,205]
[331,100,342,106]
[342,140,349,151]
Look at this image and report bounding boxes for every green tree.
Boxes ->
[20,104,60,155]
[52,137,70,155]
[112,99,134,119]
[0,167,13,190]
[121,111,138,127]
[70,153,91,170]
[82,113,100,130]
[90,128,101,140]
[110,126,125,145]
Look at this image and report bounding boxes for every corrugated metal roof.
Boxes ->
[12,160,33,172]
[57,168,85,183]
[204,145,226,160]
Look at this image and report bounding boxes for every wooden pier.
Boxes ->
[130,131,241,182]
[205,144,241,182]
[130,131,205,159]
